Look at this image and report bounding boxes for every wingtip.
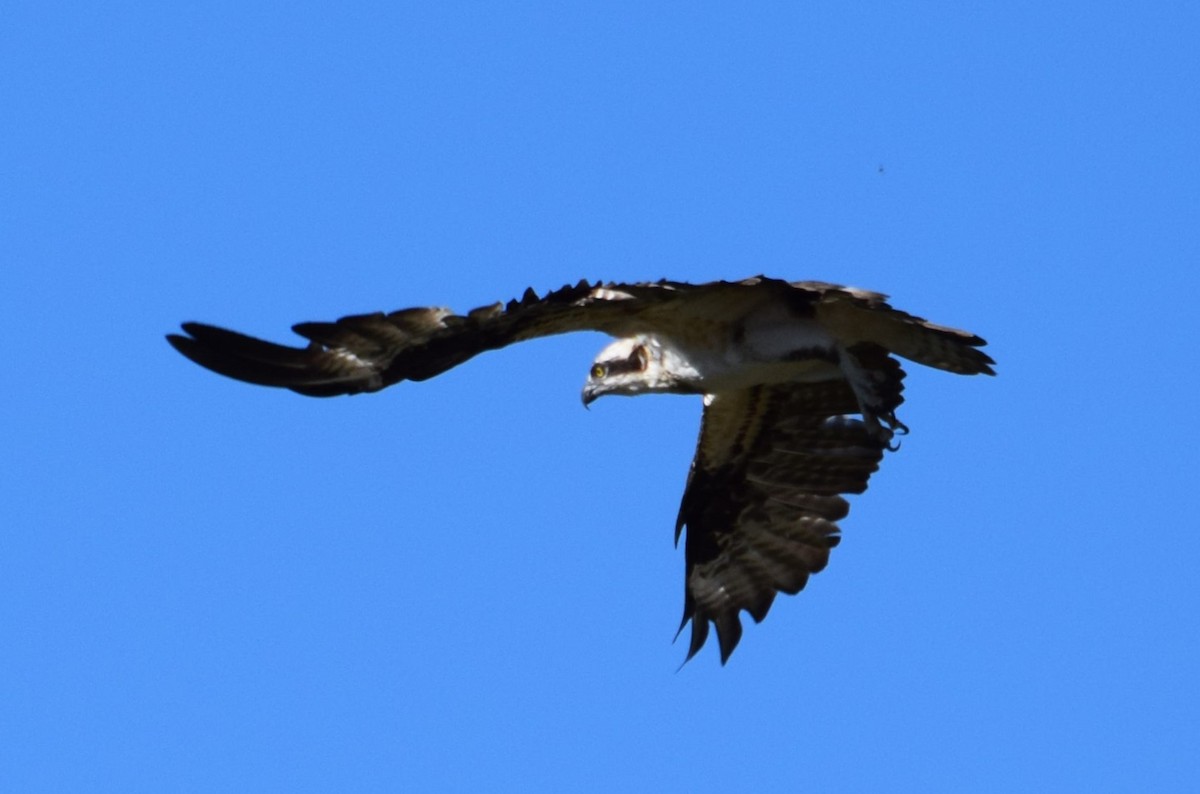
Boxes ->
[715,616,742,665]
[674,612,708,667]
[165,329,204,365]
[673,610,742,666]
[165,321,318,389]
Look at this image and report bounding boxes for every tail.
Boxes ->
[814,292,995,376]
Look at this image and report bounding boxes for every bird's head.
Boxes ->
[581,335,698,406]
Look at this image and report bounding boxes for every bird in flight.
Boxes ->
[167,276,994,664]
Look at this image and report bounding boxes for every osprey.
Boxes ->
[167,276,994,663]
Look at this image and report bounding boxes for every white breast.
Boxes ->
[660,310,843,394]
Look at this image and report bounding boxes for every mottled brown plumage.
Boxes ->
[167,276,994,663]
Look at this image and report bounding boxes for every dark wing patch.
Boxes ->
[675,348,906,664]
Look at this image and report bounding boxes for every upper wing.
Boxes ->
[166,277,802,397]
[167,280,675,396]
[674,345,906,663]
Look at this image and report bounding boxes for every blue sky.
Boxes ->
[5,2,1198,790]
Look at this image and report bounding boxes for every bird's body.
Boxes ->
[168,276,994,663]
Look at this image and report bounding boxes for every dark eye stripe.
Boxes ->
[600,346,647,376]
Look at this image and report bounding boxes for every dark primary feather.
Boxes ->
[675,346,906,664]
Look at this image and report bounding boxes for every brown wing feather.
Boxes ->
[675,346,906,664]
[167,279,669,396]
[165,276,849,396]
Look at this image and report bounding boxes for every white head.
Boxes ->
[581,335,700,406]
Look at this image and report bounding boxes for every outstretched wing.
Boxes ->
[674,345,907,664]
[167,277,791,397]
[167,280,655,396]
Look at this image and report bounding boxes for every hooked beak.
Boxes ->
[581,383,599,409]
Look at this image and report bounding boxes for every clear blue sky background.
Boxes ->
[5,2,1198,790]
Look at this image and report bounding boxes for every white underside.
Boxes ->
[660,309,843,394]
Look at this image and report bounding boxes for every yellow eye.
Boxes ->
[590,364,606,379]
